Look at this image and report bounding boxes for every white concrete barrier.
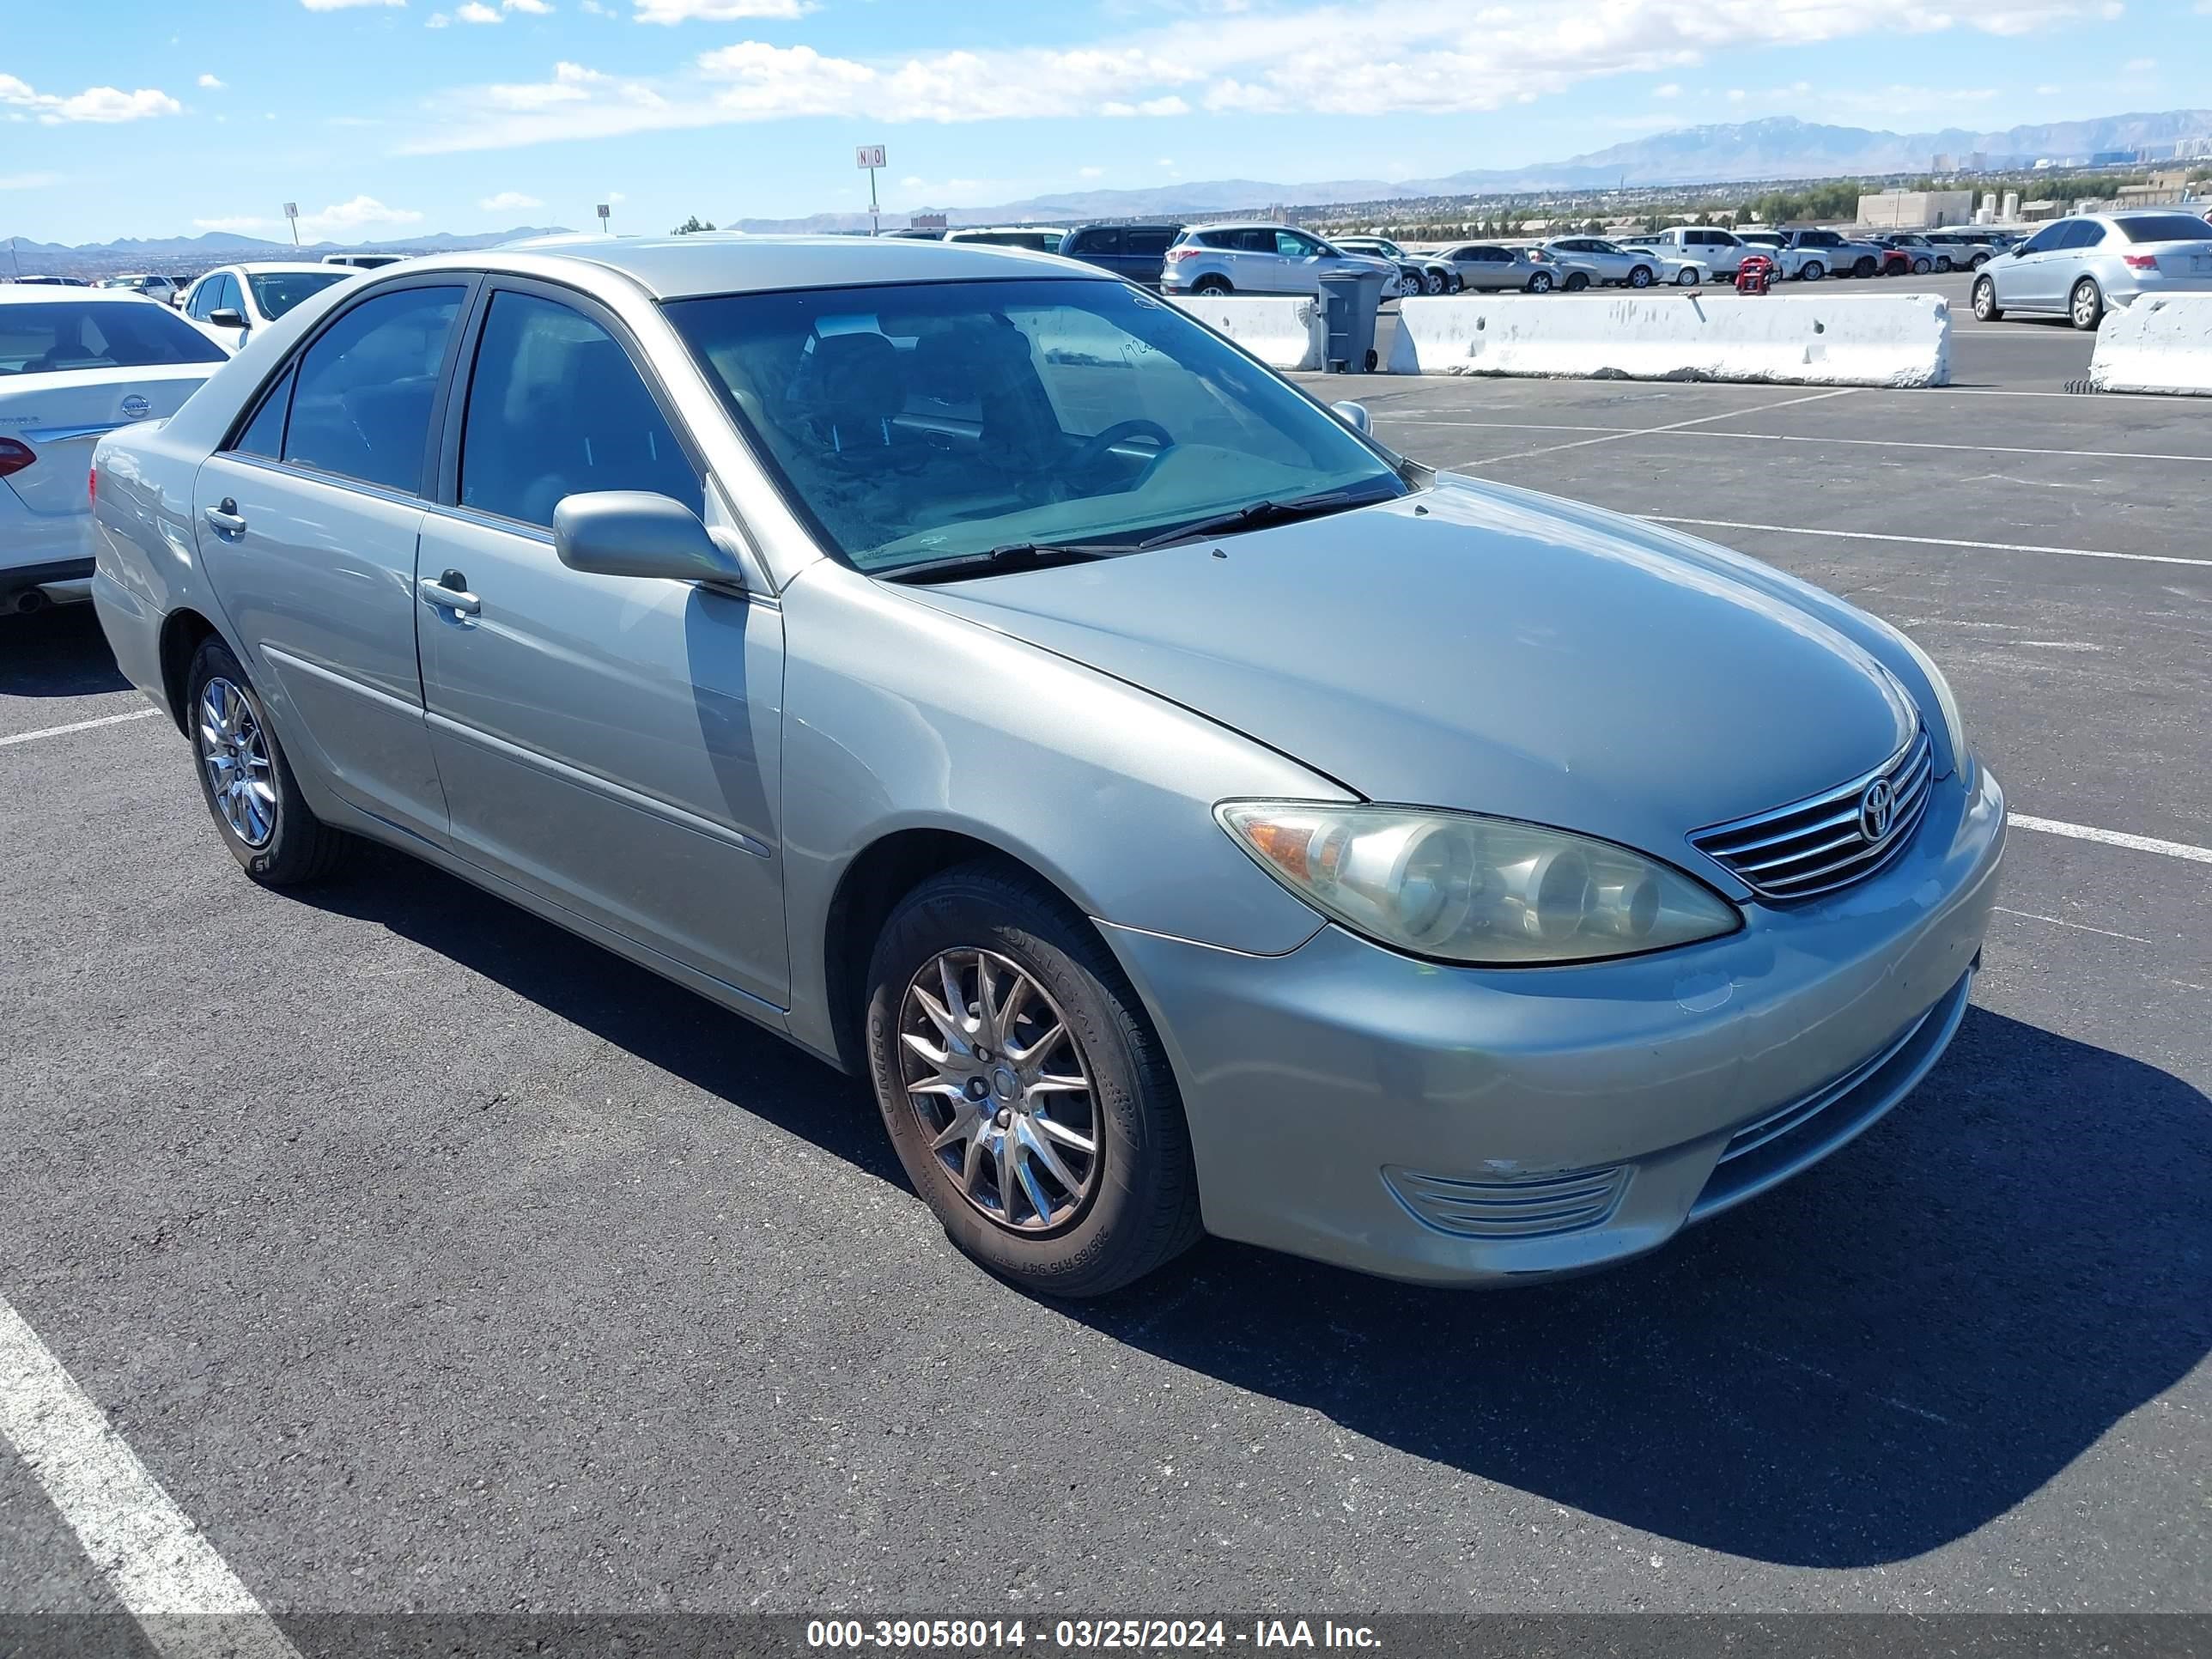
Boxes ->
[2088,293,2212,395]
[1388,292,1952,387]
[1170,295,1326,372]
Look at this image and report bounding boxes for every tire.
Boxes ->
[1424,270,1446,295]
[1911,257,1932,275]
[1190,275,1231,296]
[1675,266,1700,286]
[185,635,349,886]
[1526,271,1553,293]
[1562,271,1591,292]
[1801,261,1825,282]
[1972,275,2002,321]
[1627,264,1654,288]
[864,861,1202,1298]
[1853,256,1879,279]
[1969,252,1990,270]
[2069,277,2104,331]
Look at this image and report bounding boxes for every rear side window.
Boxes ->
[2118,215,2212,244]
[458,290,700,530]
[0,300,227,374]
[1073,228,1121,255]
[1125,226,1176,257]
[282,284,465,494]
[231,366,295,458]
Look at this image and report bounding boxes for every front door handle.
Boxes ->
[204,499,246,535]
[417,573,481,617]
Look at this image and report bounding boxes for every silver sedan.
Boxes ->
[90,236,2003,1295]
[1973,210,2212,328]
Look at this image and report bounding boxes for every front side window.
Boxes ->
[249,270,350,321]
[459,290,700,530]
[0,300,228,374]
[665,276,1402,576]
[212,275,245,317]
[2020,224,2066,255]
[281,284,465,494]
[1273,231,1320,258]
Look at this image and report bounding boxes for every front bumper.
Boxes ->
[1105,763,2006,1285]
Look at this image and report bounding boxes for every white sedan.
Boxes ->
[2,289,231,614]
[178,262,357,352]
[1618,245,1713,287]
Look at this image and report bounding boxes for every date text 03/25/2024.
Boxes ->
[804,1619,1383,1650]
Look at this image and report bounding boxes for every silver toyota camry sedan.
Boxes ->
[89,235,2005,1296]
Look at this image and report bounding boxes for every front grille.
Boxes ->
[1689,726,1934,902]
[1382,1164,1628,1240]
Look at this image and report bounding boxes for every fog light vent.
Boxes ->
[1382,1164,1628,1240]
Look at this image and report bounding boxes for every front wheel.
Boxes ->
[2070,278,2105,331]
[1911,257,1933,275]
[1675,266,1700,287]
[865,863,1202,1298]
[1800,260,1825,282]
[1935,255,1954,272]
[1854,256,1879,279]
[1972,276,2002,321]
[1627,264,1654,288]
[186,636,349,885]
[1562,270,1590,292]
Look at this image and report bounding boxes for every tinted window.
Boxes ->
[0,300,228,374]
[185,280,213,320]
[249,270,349,320]
[2020,224,2068,254]
[1073,228,1120,255]
[2118,214,2212,244]
[213,275,244,316]
[459,290,699,530]
[666,277,1400,576]
[282,284,465,493]
[1273,232,1320,258]
[1125,226,1176,257]
[231,366,295,458]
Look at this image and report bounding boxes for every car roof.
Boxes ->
[208,261,356,276]
[0,285,167,306]
[1184,222,1303,234]
[387,232,1117,299]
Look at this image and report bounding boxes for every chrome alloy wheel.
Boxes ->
[898,948,1101,1233]
[196,677,276,848]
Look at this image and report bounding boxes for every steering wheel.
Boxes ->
[1061,419,1176,483]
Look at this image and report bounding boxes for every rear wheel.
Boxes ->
[1190,274,1231,296]
[1526,271,1554,293]
[1853,256,1879,279]
[865,863,1202,1298]
[1935,255,1954,272]
[2069,277,2105,331]
[185,636,349,886]
[1911,257,1932,274]
[1969,252,1990,270]
[1801,260,1826,282]
[1972,275,2002,321]
[1674,266,1700,287]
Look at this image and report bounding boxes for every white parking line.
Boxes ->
[1643,516,2212,571]
[1477,388,1858,463]
[0,708,161,748]
[2007,815,2212,866]
[1397,418,2212,465]
[1991,907,2154,944]
[0,1296,301,1659]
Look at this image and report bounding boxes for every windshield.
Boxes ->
[247,270,350,319]
[665,277,1404,574]
[0,300,228,374]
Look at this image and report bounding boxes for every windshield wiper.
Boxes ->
[1130,484,1402,551]
[879,542,1124,585]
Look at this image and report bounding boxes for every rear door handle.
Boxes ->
[417,575,481,617]
[204,499,246,535]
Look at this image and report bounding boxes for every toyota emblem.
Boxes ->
[1858,776,1896,844]
[120,394,152,420]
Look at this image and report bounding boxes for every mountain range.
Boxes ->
[2,226,568,262]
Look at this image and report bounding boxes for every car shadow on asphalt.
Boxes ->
[299,847,2206,1571]
[0,607,131,699]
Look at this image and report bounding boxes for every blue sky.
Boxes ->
[3,0,2203,244]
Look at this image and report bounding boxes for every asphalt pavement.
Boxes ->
[3,271,2207,1634]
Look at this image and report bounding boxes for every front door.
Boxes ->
[191,277,474,847]
[414,282,789,1007]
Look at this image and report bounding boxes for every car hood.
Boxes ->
[904,475,1917,868]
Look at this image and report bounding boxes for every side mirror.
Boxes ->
[553,491,745,590]
[207,307,246,329]
[1331,400,1372,435]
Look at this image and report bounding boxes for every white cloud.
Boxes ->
[427,10,450,22]
[507,0,555,10]
[195,194,424,238]
[2121,54,2154,70]
[479,189,545,210]
[0,75,184,125]
[1079,165,1105,178]
[401,0,2143,153]
[198,73,226,89]
[635,0,814,21]
[2035,81,2062,91]
[0,171,64,190]
[1652,82,1680,97]
[300,0,405,9]
[456,0,501,18]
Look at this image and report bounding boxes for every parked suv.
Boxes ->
[1772,229,1887,281]
[1973,210,2212,330]
[1921,230,2001,270]
[1540,237,1664,289]
[1640,226,1750,278]
[1160,223,1397,296]
[1058,223,1183,288]
[1330,236,1447,296]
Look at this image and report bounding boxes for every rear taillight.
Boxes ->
[0,438,35,479]
[2122,252,2159,270]
[88,465,97,504]
[1165,246,1199,261]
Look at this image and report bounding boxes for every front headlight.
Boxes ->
[1217,802,1741,967]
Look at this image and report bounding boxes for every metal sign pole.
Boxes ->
[855,144,887,237]
[283,202,299,246]
[596,203,611,234]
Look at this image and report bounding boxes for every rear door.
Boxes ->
[414,279,790,1006]
[1122,224,1176,288]
[191,275,473,847]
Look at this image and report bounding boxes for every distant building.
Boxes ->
[1931,153,1957,173]
[1856,188,1976,228]
[2090,149,2139,167]
[2017,199,2060,221]
[907,211,948,231]
[2117,169,2197,206]
[2179,137,2212,161]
